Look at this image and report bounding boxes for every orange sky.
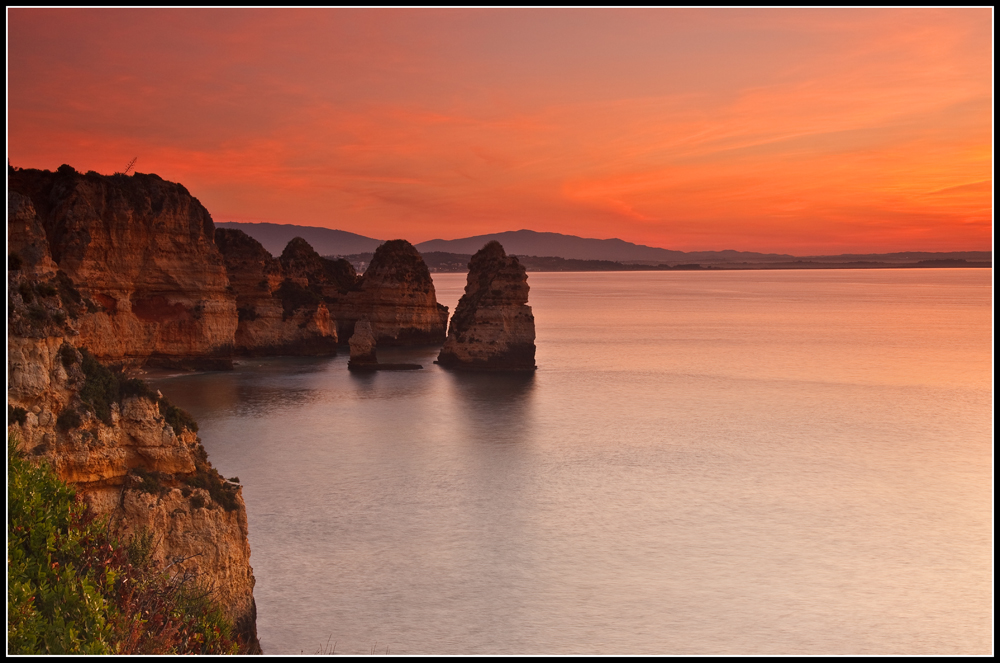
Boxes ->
[6,8,993,254]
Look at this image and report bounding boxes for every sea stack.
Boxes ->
[436,241,536,371]
[332,239,449,345]
[347,320,378,369]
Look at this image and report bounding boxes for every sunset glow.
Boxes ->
[7,8,993,253]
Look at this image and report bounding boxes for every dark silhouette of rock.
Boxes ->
[278,236,358,296]
[436,241,536,371]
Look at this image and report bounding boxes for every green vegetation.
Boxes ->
[184,461,240,513]
[77,348,197,434]
[159,400,199,435]
[55,270,89,316]
[11,275,82,331]
[131,467,169,497]
[27,304,49,322]
[7,434,242,654]
[79,349,121,424]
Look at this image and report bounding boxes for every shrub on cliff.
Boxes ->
[7,434,242,654]
[78,348,197,434]
[7,434,116,653]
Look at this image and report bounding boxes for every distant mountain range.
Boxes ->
[215,222,383,257]
[217,222,991,267]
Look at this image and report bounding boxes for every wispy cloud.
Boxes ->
[7,8,991,252]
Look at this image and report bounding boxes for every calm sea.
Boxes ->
[148,269,993,655]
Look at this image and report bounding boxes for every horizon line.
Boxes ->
[214,221,992,257]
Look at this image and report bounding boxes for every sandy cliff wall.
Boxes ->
[8,166,237,369]
[9,167,450,365]
[7,270,260,652]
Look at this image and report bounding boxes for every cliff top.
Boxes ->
[361,239,435,289]
[279,237,357,293]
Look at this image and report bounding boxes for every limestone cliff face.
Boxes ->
[8,167,237,369]
[215,229,340,355]
[8,191,58,278]
[333,239,449,345]
[436,241,536,371]
[7,274,260,653]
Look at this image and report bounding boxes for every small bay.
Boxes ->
[148,269,992,655]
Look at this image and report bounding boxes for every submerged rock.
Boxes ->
[436,241,536,371]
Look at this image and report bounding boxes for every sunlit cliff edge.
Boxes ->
[7,259,261,652]
[5,164,449,654]
[7,163,541,653]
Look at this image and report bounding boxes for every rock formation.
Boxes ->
[7,270,260,652]
[8,191,58,277]
[436,241,536,371]
[8,166,237,369]
[8,166,451,367]
[332,239,449,346]
[278,236,358,296]
[347,320,378,369]
[215,229,342,355]
[346,319,422,371]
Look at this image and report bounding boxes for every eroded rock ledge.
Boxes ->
[436,241,536,371]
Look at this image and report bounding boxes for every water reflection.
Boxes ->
[444,370,536,447]
[151,357,335,420]
[444,370,536,405]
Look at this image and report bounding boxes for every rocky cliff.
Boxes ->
[8,165,237,369]
[9,167,450,366]
[436,241,536,371]
[333,239,449,345]
[7,270,261,652]
[215,229,343,356]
